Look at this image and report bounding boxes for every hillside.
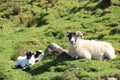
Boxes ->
[0,0,120,80]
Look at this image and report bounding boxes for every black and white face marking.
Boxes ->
[67,32,78,44]
[26,51,34,59]
[34,50,42,58]
[66,31,83,44]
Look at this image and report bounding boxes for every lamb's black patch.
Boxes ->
[34,50,42,58]
[26,51,34,59]
[35,60,38,62]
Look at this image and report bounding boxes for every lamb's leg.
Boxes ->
[22,65,27,70]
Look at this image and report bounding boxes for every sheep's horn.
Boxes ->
[115,48,120,54]
[76,31,83,38]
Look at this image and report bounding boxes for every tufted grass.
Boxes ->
[0,0,120,80]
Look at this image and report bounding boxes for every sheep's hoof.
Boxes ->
[24,68,31,71]
[22,66,31,71]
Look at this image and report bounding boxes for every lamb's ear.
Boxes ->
[65,32,70,37]
[32,52,35,55]
[76,31,83,38]
[25,51,28,55]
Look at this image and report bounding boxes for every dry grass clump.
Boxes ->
[26,40,41,45]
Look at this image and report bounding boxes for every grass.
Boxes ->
[0,0,120,80]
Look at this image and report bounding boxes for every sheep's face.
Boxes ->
[34,50,43,58]
[66,31,83,44]
[26,51,34,59]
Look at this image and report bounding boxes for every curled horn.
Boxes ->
[76,31,83,38]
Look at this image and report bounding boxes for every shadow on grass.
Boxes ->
[95,0,112,10]
[27,54,73,75]
[36,13,48,27]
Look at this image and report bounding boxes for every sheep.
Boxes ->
[16,51,35,70]
[34,50,44,62]
[65,31,116,60]
[44,43,71,58]
[44,43,62,55]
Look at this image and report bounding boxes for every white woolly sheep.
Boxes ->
[66,31,116,60]
[34,50,44,62]
[16,51,35,70]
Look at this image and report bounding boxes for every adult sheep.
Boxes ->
[16,51,35,70]
[65,31,116,60]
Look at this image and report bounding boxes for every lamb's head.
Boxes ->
[44,43,62,55]
[66,31,83,44]
[34,50,43,58]
[26,51,34,59]
[34,50,44,62]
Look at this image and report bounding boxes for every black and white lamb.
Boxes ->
[16,51,35,70]
[34,50,44,62]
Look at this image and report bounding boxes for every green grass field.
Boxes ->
[0,0,120,80]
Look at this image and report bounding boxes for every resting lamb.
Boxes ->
[16,51,35,70]
[34,50,44,62]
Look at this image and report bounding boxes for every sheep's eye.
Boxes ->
[73,32,76,36]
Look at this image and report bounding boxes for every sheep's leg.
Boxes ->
[78,51,91,60]
[106,49,116,59]
[99,56,105,61]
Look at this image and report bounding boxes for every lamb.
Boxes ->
[44,43,71,58]
[34,50,44,62]
[66,31,116,60]
[16,51,35,70]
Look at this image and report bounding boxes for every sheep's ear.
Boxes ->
[76,31,83,38]
[65,32,70,37]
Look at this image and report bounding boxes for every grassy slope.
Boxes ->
[0,0,120,80]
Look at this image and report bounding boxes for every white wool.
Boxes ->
[16,56,29,69]
[51,43,61,50]
[68,38,116,60]
[35,53,44,62]
[29,55,36,66]
[16,55,35,70]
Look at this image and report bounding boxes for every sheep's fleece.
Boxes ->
[66,31,116,60]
